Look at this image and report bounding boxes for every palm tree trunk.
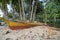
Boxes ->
[28,0,32,22]
[12,7,16,19]
[30,0,35,22]
[32,4,37,21]
[18,0,23,21]
[21,0,25,21]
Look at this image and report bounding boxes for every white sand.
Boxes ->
[0,26,60,40]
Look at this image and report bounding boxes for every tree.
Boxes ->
[25,0,44,22]
[1,0,44,23]
[45,0,60,27]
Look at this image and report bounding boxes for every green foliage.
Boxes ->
[55,19,60,28]
[40,13,50,23]
[0,0,2,2]
[45,0,60,27]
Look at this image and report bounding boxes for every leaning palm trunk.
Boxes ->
[30,0,35,22]
[21,0,25,21]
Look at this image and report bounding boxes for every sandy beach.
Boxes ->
[0,26,60,40]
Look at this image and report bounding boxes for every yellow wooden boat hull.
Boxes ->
[0,17,41,30]
[8,21,36,30]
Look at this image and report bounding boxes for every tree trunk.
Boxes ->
[28,0,32,21]
[21,0,25,21]
[18,0,23,21]
[12,7,16,19]
[30,0,35,22]
[54,16,56,27]
[44,11,47,25]
[32,4,37,21]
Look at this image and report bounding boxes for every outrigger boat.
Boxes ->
[0,17,42,30]
[0,17,52,38]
